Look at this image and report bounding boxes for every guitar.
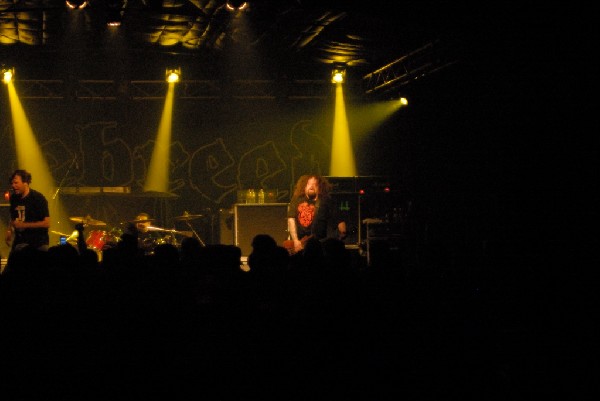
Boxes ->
[282,235,312,255]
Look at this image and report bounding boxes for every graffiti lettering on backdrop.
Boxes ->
[76,122,134,186]
[2,113,331,209]
[34,122,295,206]
[237,141,286,193]
[289,120,331,186]
[133,139,190,193]
[189,138,237,204]
[42,138,77,184]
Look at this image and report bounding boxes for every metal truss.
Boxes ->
[10,79,332,100]
[11,80,65,99]
[362,40,458,97]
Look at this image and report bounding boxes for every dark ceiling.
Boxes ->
[0,0,475,98]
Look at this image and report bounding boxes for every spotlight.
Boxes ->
[65,0,89,9]
[166,68,181,83]
[331,63,346,84]
[226,1,248,11]
[399,97,408,106]
[106,0,124,26]
[2,67,14,84]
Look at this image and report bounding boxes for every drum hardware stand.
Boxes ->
[173,211,207,246]
[182,220,206,246]
[206,208,217,245]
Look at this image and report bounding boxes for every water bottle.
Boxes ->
[246,188,256,203]
[258,188,265,204]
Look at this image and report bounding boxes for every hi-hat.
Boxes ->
[69,216,106,226]
[174,211,203,221]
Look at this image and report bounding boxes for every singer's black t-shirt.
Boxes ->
[9,189,50,249]
[287,195,332,240]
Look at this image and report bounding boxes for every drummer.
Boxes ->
[130,212,160,255]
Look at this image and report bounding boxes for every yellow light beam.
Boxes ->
[329,84,357,177]
[349,98,406,139]
[144,82,174,193]
[7,81,71,238]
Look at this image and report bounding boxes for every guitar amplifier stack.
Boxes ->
[218,177,394,256]
[325,176,391,248]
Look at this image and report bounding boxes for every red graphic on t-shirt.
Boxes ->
[297,202,315,228]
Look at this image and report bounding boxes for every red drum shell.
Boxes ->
[86,230,107,251]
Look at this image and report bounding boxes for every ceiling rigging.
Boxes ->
[1,0,463,98]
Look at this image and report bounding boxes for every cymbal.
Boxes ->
[144,227,192,237]
[129,218,155,224]
[174,211,203,221]
[69,216,107,226]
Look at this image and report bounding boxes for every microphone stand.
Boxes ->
[52,156,77,200]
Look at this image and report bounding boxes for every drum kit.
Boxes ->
[54,212,204,256]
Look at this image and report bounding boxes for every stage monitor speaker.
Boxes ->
[234,203,289,256]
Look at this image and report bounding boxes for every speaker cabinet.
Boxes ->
[234,203,289,256]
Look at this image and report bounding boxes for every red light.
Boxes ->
[359,189,365,195]
[384,187,391,193]
[4,191,9,201]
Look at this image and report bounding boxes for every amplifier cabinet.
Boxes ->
[234,203,289,256]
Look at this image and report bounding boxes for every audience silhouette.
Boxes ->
[0,227,562,399]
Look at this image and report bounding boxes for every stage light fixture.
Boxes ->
[2,67,14,84]
[226,1,248,11]
[399,97,408,106]
[65,0,89,9]
[106,0,124,26]
[331,64,346,84]
[166,68,181,83]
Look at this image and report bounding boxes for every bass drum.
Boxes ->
[86,230,112,262]
[86,230,108,251]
